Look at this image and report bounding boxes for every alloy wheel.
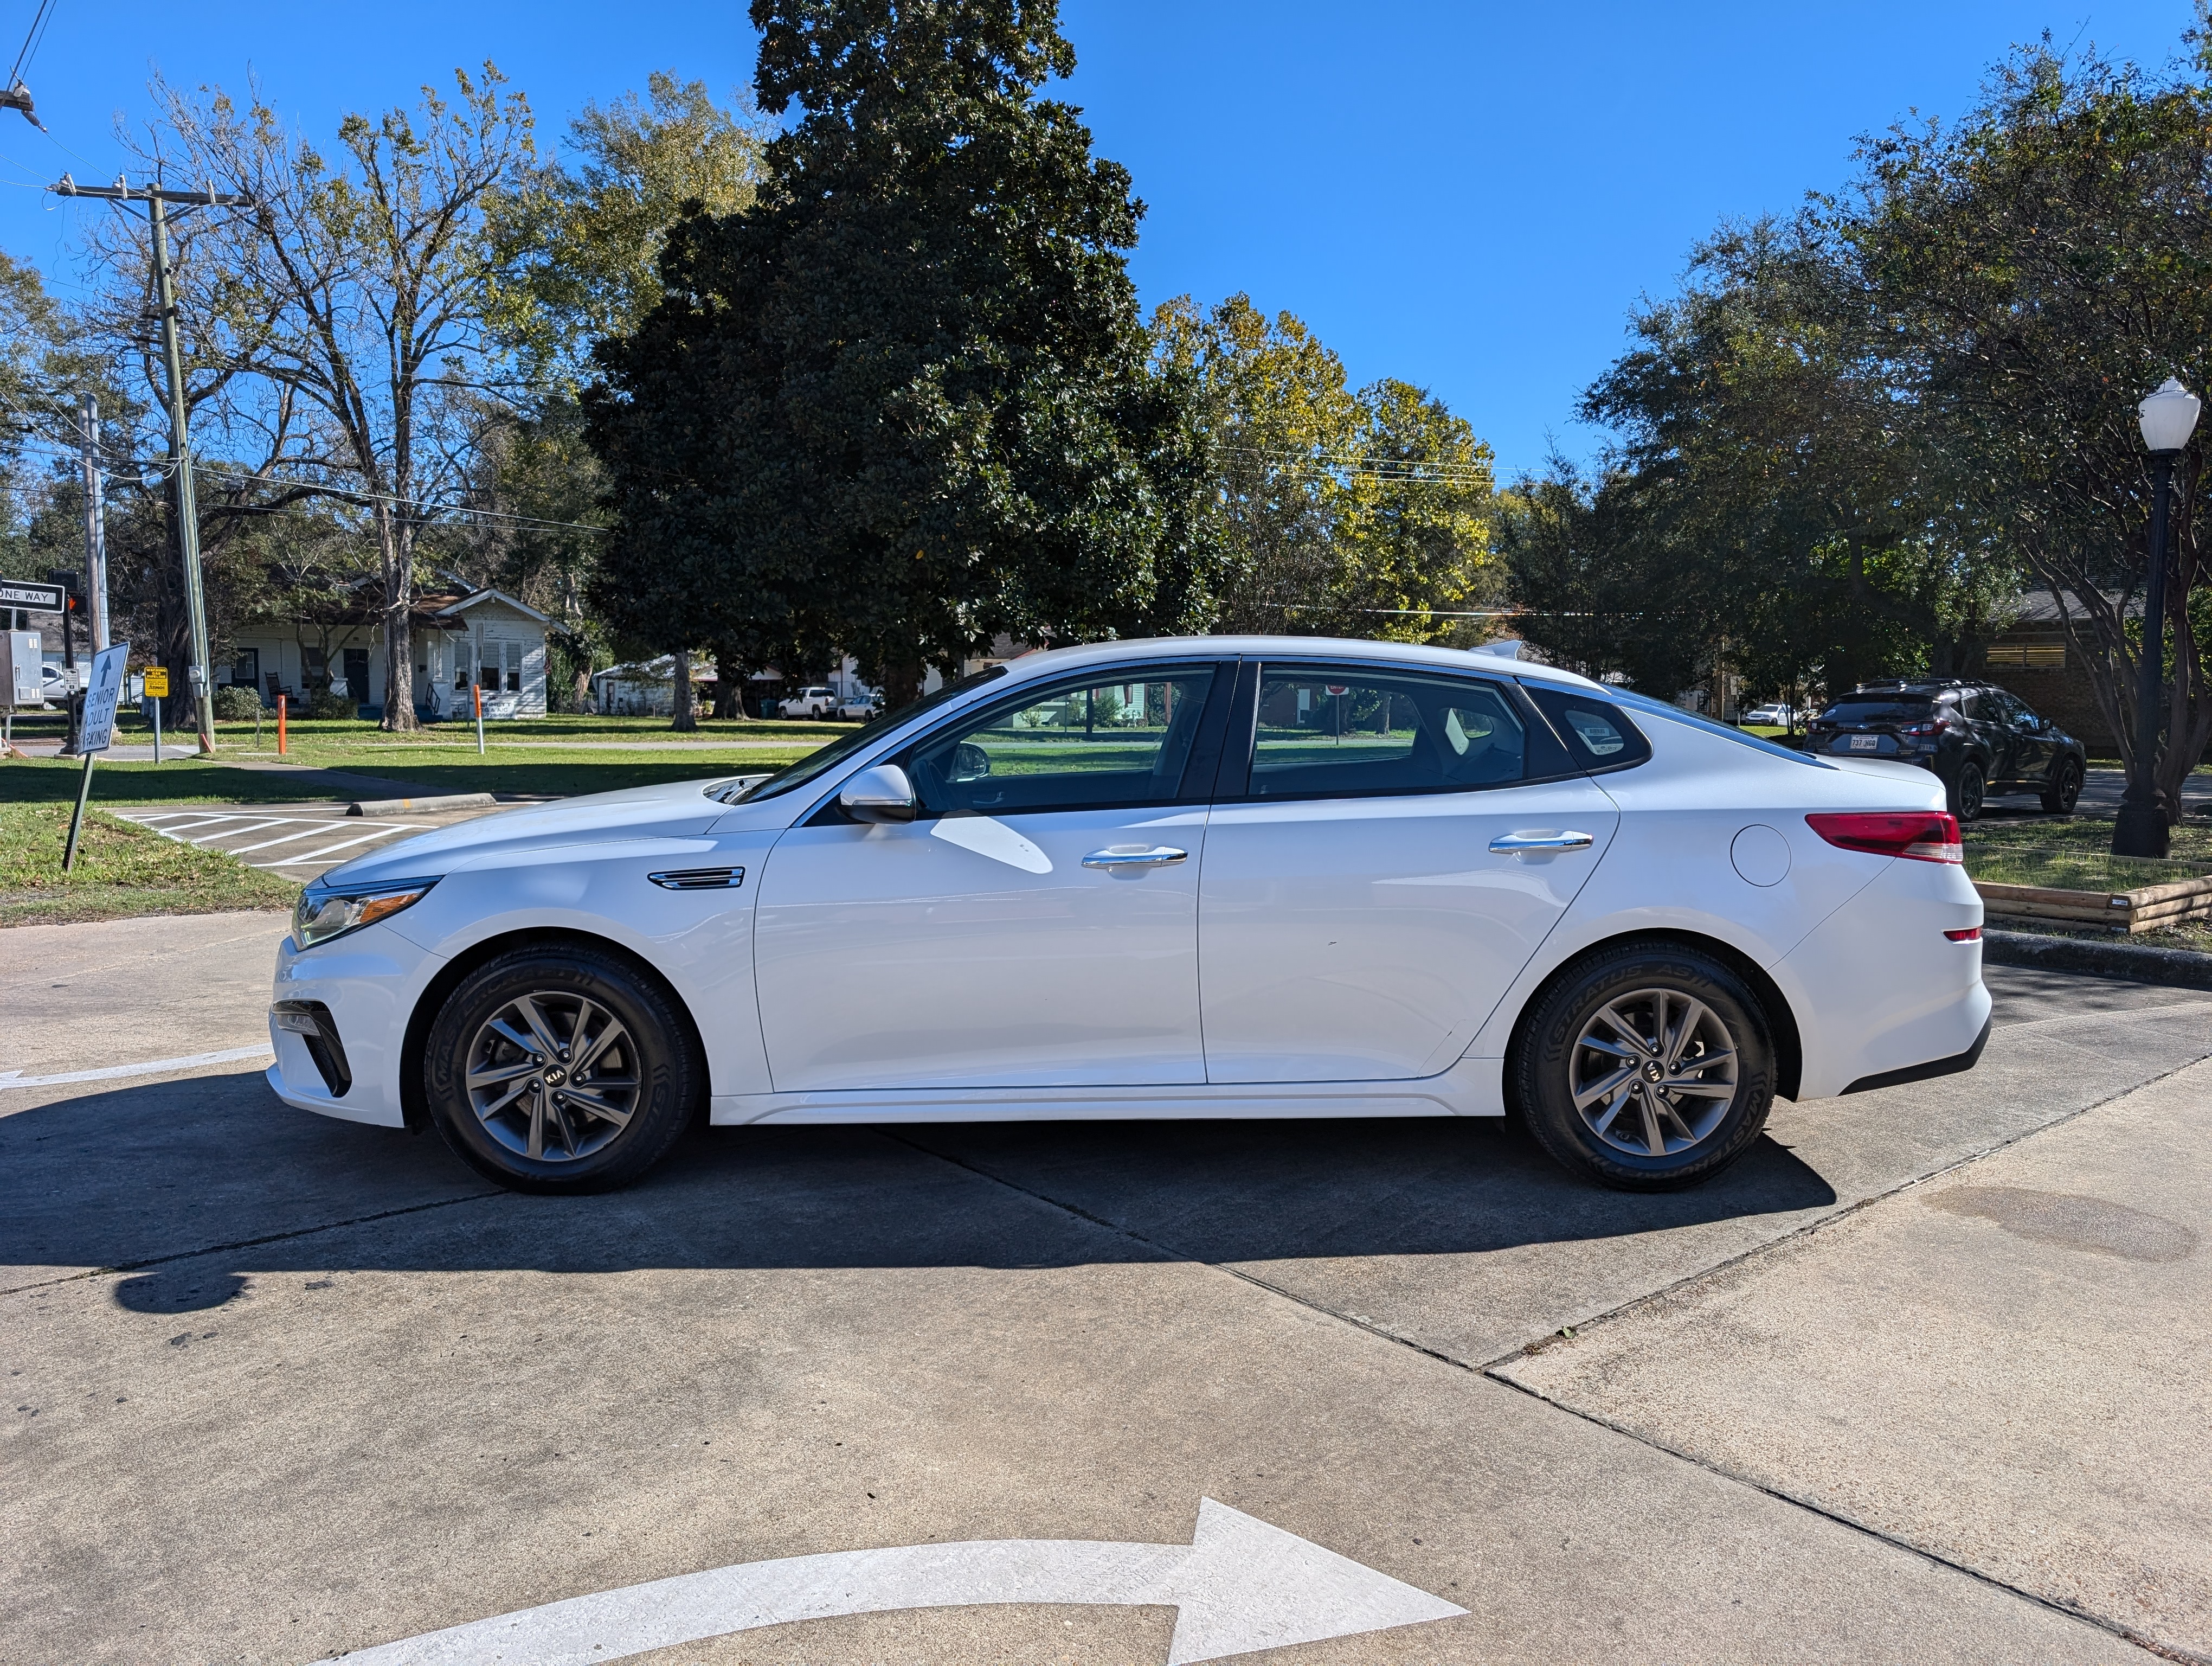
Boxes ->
[464,991,640,1162]
[1568,987,1740,1157]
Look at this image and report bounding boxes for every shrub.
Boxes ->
[211,684,263,721]
[307,685,358,720]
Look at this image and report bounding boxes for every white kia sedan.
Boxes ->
[268,638,1989,1194]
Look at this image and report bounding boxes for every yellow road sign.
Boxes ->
[141,666,169,698]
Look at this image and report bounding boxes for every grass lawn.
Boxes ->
[3,709,824,805]
[1964,812,2212,953]
[0,803,300,927]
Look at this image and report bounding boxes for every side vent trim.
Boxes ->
[648,866,747,891]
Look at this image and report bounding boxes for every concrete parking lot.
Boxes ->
[2,914,2208,1665]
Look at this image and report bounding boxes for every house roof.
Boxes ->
[435,588,552,626]
[2011,588,2139,624]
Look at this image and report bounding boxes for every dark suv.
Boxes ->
[1805,680,2086,821]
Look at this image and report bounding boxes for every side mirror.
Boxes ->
[839,762,918,824]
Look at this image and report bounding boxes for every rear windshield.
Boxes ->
[1821,698,1935,723]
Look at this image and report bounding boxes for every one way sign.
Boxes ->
[0,579,65,612]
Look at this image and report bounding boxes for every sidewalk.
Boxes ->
[1501,1053,2212,1661]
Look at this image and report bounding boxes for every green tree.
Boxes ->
[489,72,772,394]
[1835,33,2212,822]
[1151,293,1495,640]
[585,0,1217,711]
[112,66,536,730]
[486,72,773,720]
[1532,216,2017,710]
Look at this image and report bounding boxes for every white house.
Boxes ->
[223,586,554,720]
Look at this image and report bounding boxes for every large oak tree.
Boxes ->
[585,0,1216,708]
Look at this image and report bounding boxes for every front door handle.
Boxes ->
[1082,845,1189,870]
[1488,830,1596,854]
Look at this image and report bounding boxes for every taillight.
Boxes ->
[1898,721,1943,736]
[1945,927,1982,941]
[1805,811,1964,863]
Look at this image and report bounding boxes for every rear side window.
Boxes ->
[1238,665,1574,799]
[1523,685,1653,773]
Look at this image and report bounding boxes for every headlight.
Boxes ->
[292,877,439,950]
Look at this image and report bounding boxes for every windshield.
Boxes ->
[719,665,1007,805]
[1604,686,1834,768]
[1821,697,1935,724]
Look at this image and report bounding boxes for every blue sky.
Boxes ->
[0,1,2192,477]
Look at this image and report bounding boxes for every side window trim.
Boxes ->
[1216,660,1585,806]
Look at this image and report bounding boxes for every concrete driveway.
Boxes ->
[2,920,2207,1666]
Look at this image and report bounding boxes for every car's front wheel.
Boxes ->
[1513,941,1776,1190]
[423,945,697,1194]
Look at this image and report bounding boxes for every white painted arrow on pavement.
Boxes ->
[315,1497,1466,1666]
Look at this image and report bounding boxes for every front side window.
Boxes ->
[734,666,1009,805]
[905,667,1219,816]
[1238,665,1568,799]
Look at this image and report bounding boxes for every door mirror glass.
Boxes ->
[839,762,919,824]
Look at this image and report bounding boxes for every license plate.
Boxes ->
[1849,735,1880,751]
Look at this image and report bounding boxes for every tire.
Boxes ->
[2041,757,2082,815]
[423,945,698,1194]
[1513,941,1776,1191]
[1949,761,1985,823]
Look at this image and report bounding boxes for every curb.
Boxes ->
[346,792,500,817]
[1983,927,2212,990]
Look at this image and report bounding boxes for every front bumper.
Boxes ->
[267,925,445,1129]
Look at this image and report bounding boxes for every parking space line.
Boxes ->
[278,828,419,863]
[132,813,253,835]
[189,819,291,844]
[227,823,366,854]
[0,1044,274,1092]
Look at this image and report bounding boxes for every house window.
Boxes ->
[232,648,259,688]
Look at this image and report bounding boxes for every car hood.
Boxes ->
[316,776,739,888]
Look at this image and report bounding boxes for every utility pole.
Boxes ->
[78,393,108,650]
[51,175,255,755]
[147,193,214,752]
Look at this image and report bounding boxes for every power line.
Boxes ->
[0,390,609,536]
[6,0,54,93]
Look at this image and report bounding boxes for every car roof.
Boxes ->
[988,635,1610,693]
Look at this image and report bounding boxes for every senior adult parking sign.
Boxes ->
[79,642,130,753]
[61,642,130,872]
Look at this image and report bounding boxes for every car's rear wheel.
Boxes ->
[1950,761,1985,823]
[423,945,697,1194]
[2041,757,2082,815]
[1513,942,1775,1190]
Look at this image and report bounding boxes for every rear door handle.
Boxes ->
[1082,845,1189,869]
[1488,830,1595,853]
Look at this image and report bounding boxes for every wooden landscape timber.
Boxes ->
[1974,874,2212,933]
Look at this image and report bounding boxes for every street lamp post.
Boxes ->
[2114,376,2202,859]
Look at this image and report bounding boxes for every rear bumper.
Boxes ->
[1842,1013,1992,1094]
[1771,854,1990,1099]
